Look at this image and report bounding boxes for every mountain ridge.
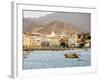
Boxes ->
[23,19,81,34]
[23,12,90,33]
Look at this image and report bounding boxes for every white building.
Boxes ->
[30,32,42,48]
[47,31,60,47]
[68,32,78,47]
[23,33,32,48]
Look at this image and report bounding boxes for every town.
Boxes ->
[23,30,91,51]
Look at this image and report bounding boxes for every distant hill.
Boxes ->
[34,20,80,34]
[23,18,43,32]
[23,18,80,34]
[23,14,90,34]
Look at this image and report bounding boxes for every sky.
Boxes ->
[23,10,53,18]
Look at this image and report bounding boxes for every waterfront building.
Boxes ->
[30,32,42,48]
[47,31,60,48]
[68,32,78,47]
[48,36,60,48]
[23,33,32,49]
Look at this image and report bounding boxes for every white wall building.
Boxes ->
[30,32,42,48]
[23,33,32,48]
[68,32,78,47]
[47,31,60,47]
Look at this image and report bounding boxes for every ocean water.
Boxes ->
[23,49,91,69]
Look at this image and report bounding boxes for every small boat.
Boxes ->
[77,59,84,61]
[84,49,88,51]
[64,53,80,58]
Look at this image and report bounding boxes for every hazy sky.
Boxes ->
[23,11,53,18]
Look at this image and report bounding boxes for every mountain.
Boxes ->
[35,20,80,34]
[34,12,91,33]
[23,12,90,33]
[23,18,43,32]
[23,18,80,34]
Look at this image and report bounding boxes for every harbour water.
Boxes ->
[23,49,91,69]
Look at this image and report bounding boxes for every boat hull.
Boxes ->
[64,53,79,58]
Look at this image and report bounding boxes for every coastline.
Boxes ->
[23,47,90,51]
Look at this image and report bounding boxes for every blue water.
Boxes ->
[23,49,91,69]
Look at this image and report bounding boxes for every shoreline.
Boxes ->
[23,48,90,58]
[23,48,90,51]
